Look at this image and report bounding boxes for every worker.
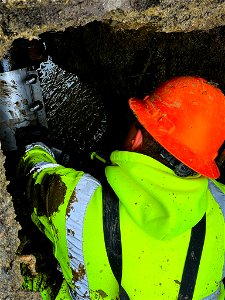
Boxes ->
[17,76,225,299]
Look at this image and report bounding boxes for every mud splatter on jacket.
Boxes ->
[20,145,225,299]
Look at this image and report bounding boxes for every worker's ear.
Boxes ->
[123,123,143,151]
[130,129,143,151]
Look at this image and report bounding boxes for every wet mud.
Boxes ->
[38,57,107,159]
[44,174,67,217]
[72,263,86,282]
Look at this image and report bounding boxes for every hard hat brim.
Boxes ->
[129,97,220,179]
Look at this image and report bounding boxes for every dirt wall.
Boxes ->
[0,147,40,299]
[1,0,225,59]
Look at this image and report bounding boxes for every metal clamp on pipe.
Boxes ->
[0,67,47,151]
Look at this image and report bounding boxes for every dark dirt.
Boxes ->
[72,263,86,282]
[0,149,41,299]
[45,174,67,217]
[39,24,225,162]
[66,190,77,217]
[38,58,107,160]
[92,289,108,298]
[1,1,225,60]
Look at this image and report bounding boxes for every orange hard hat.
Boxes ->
[129,76,225,178]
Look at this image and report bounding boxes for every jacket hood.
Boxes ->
[105,151,209,240]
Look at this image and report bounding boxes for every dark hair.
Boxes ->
[139,124,196,177]
[138,125,162,158]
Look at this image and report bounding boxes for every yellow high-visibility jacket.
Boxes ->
[20,145,225,299]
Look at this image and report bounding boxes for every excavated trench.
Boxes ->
[37,24,225,165]
[2,20,225,299]
[39,23,225,176]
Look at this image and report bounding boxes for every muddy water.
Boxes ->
[38,57,106,160]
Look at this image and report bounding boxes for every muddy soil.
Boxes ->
[38,57,106,161]
[1,1,225,59]
[0,149,42,299]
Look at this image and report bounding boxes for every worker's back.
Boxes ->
[83,150,225,299]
